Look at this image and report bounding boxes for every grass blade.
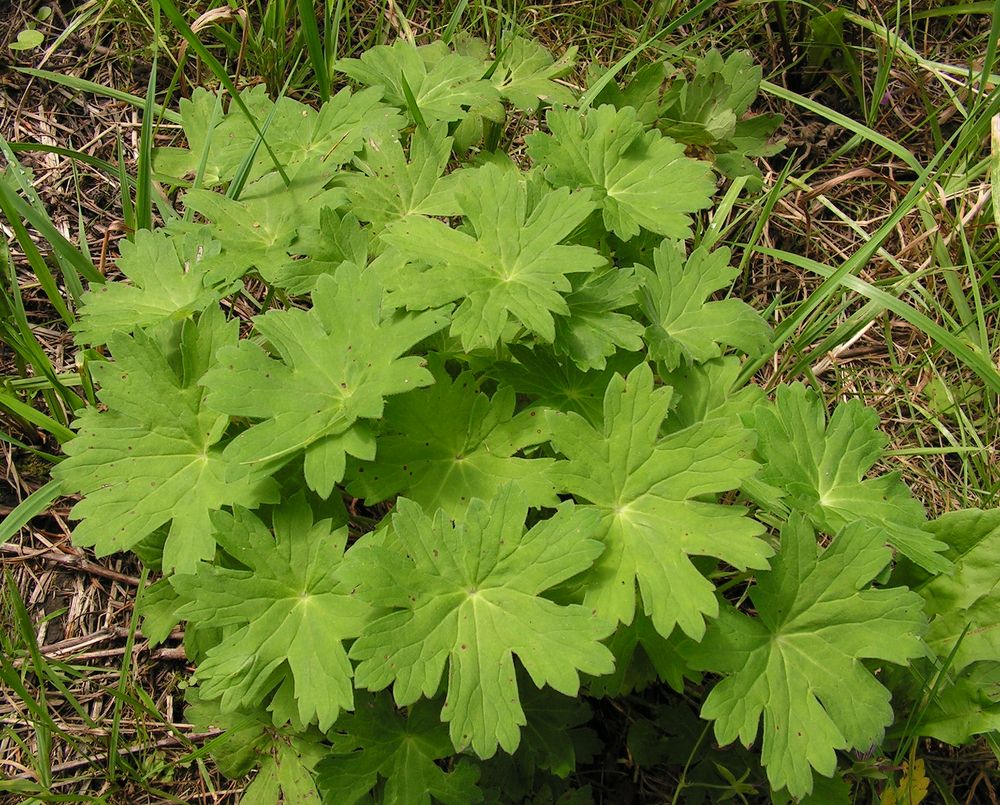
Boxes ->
[297,0,330,100]
[0,480,62,542]
[755,245,1000,394]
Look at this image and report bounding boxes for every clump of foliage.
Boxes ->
[53,35,1000,803]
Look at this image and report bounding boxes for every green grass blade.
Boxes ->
[154,0,290,186]
[297,0,330,100]
[14,67,182,124]
[135,15,159,233]
[755,245,1000,394]
[0,480,62,542]
[0,391,75,444]
[760,79,921,172]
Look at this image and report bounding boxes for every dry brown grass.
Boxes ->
[1,1,997,802]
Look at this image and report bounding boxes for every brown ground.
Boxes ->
[0,1,997,803]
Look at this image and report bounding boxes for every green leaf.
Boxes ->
[73,227,241,345]
[490,36,577,111]
[685,516,926,798]
[342,123,461,230]
[345,485,615,758]
[336,40,502,125]
[896,508,1000,672]
[54,311,278,574]
[174,500,370,731]
[317,693,483,805]
[656,50,784,188]
[526,105,715,241]
[185,688,326,798]
[182,159,346,293]
[588,610,691,697]
[382,163,603,350]
[491,345,641,426]
[516,684,599,777]
[637,240,771,369]
[913,662,1000,745]
[203,264,449,497]
[748,383,951,573]
[347,368,557,518]
[546,362,769,639]
[154,85,402,186]
[657,356,765,433]
[553,267,645,370]
[9,29,44,51]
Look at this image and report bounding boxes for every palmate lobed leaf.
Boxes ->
[174,499,371,732]
[54,310,278,574]
[317,693,483,805]
[73,227,242,345]
[382,162,604,350]
[684,516,926,798]
[346,367,557,518]
[343,485,615,758]
[489,35,578,111]
[637,239,772,369]
[341,122,461,231]
[202,263,449,498]
[546,362,770,640]
[336,40,502,125]
[526,104,715,241]
[749,383,951,573]
[894,507,1000,671]
[154,84,403,186]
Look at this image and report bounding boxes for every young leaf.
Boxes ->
[748,383,951,573]
[382,162,603,350]
[526,104,715,241]
[895,508,1000,671]
[174,500,370,731]
[54,311,278,574]
[336,40,501,125]
[203,264,449,497]
[342,123,461,230]
[73,227,241,345]
[553,267,645,370]
[344,486,615,758]
[317,693,483,805]
[546,362,770,639]
[490,36,578,111]
[154,85,402,186]
[637,240,771,369]
[685,516,927,798]
[491,345,641,425]
[657,50,784,188]
[181,159,346,293]
[346,369,557,517]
